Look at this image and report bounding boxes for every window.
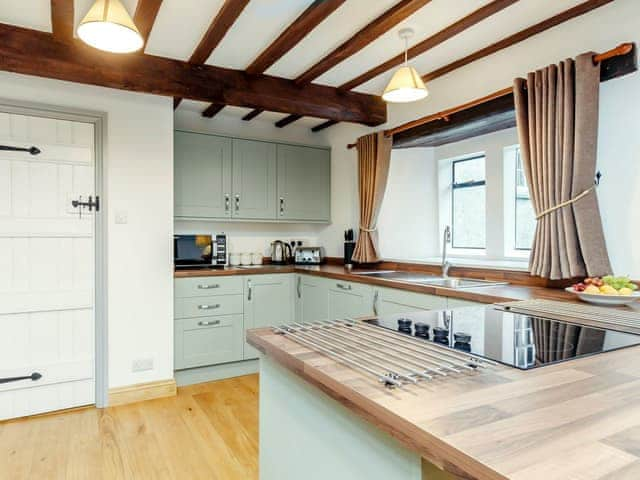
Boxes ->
[513,149,536,250]
[451,156,486,249]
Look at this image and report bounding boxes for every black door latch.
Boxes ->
[71,195,100,218]
[0,372,42,384]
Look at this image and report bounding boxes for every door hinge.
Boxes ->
[0,372,42,384]
[0,145,41,155]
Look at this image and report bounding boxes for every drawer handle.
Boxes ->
[198,304,221,310]
[336,283,352,291]
[198,320,221,326]
[197,284,220,289]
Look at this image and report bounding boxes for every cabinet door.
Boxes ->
[296,275,329,323]
[174,131,232,218]
[232,139,277,219]
[328,281,373,320]
[277,145,330,222]
[376,287,447,316]
[174,315,243,370]
[244,274,294,359]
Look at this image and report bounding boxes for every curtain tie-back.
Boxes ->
[535,185,596,220]
[359,226,377,232]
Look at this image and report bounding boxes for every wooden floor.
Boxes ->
[0,374,259,480]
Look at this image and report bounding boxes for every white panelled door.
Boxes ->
[0,111,96,420]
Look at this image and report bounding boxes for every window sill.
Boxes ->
[386,257,530,272]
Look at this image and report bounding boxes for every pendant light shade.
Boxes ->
[382,65,429,103]
[77,0,143,53]
[382,28,429,103]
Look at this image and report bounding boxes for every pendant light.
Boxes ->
[382,28,429,103]
[77,0,143,53]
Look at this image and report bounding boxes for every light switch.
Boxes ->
[115,211,128,224]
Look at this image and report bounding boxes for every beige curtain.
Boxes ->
[513,52,612,280]
[352,132,392,263]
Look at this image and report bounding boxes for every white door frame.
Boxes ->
[0,98,109,408]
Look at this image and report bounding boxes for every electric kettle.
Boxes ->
[270,240,292,265]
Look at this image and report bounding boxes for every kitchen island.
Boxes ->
[248,307,640,480]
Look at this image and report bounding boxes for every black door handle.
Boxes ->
[0,145,41,155]
[0,372,42,384]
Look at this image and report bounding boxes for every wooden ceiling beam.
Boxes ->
[133,0,163,44]
[311,120,338,132]
[421,0,616,83]
[339,0,520,91]
[238,0,346,122]
[0,23,386,125]
[274,0,432,129]
[50,0,74,42]
[175,0,250,112]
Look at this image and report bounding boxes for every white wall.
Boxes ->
[174,108,330,256]
[377,147,439,260]
[326,0,640,276]
[0,71,174,389]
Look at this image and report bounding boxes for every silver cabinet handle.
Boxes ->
[197,283,219,290]
[297,276,301,299]
[336,283,352,291]
[197,304,220,310]
[224,194,230,213]
[247,279,252,301]
[235,194,240,212]
[279,197,285,216]
[198,319,221,326]
[373,290,379,316]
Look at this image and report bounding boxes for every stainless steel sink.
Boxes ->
[413,277,508,289]
[352,270,507,289]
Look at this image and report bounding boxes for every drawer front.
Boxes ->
[328,280,371,297]
[175,294,243,318]
[174,315,243,370]
[175,276,243,298]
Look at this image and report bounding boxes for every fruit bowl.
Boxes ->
[564,287,640,306]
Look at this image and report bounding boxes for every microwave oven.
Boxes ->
[174,234,228,268]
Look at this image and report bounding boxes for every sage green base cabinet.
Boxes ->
[174,131,331,223]
[243,274,294,360]
[374,287,448,316]
[175,315,244,370]
[295,274,329,323]
[173,273,486,376]
[327,280,374,320]
[174,276,245,370]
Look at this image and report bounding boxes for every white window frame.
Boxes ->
[438,151,488,258]
[503,145,534,259]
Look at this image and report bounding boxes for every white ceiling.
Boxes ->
[0,0,597,123]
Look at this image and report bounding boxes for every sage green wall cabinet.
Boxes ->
[232,139,277,219]
[375,287,448,316]
[328,280,374,320]
[295,275,330,323]
[174,131,331,223]
[277,145,331,222]
[174,131,232,219]
[174,315,244,370]
[243,274,294,360]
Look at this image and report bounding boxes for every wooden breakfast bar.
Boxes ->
[248,309,640,480]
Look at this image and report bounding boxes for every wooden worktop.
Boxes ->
[248,322,640,480]
[175,263,577,305]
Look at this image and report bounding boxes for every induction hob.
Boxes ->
[364,307,640,370]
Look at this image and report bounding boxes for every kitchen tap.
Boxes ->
[442,226,451,278]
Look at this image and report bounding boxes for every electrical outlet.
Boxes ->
[132,357,154,372]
